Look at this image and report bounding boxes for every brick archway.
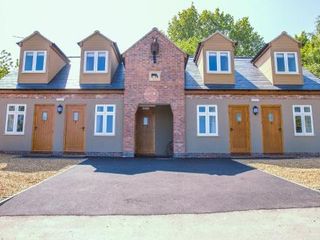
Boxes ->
[122,29,186,157]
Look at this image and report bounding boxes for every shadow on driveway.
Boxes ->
[82,157,253,175]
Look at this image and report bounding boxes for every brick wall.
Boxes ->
[123,29,186,157]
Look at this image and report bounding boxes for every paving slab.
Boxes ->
[0,158,319,215]
[1,208,320,240]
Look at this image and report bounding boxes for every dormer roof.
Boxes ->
[194,31,237,63]
[77,30,121,63]
[17,31,70,63]
[251,31,302,64]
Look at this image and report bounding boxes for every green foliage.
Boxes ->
[167,4,265,56]
[0,50,15,79]
[295,17,320,78]
[229,17,264,56]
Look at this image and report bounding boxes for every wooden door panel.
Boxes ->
[261,105,283,154]
[229,105,251,154]
[64,105,86,152]
[135,107,155,155]
[32,104,55,152]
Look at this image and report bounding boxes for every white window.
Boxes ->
[84,51,108,73]
[5,104,27,135]
[293,105,314,136]
[23,51,47,72]
[274,52,299,74]
[197,105,218,136]
[206,51,231,74]
[94,105,115,136]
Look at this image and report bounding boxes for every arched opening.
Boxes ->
[135,105,173,157]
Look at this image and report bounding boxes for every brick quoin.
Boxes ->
[122,28,187,157]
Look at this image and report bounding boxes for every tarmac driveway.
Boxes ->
[0,158,319,216]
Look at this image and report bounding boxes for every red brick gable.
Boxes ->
[122,27,188,60]
[122,28,186,156]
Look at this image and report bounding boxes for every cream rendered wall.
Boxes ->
[0,95,124,154]
[186,95,320,154]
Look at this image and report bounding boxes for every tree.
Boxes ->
[229,17,264,56]
[295,16,320,77]
[167,4,265,56]
[0,50,15,79]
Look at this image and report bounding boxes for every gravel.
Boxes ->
[237,158,320,191]
[0,154,82,200]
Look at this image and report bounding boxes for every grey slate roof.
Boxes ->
[1,56,320,91]
[0,57,124,90]
[185,57,320,90]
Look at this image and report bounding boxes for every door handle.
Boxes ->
[82,127,85,131]
[230,128,233,131]
[34,126,38,130]
[278,127,282,132]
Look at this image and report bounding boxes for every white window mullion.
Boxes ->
[13,111,17,133]
[217,52,221,72]
[301,112,306,135]
[102,114,106,134]
[94,52,98,72]
[32,52,36,71]
[284,53,289,72]
[205,108,209,135]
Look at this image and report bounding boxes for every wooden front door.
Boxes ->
[32,104,55,152]
[135,107,155,155]
[261,105,283,154]
[64,105,86,153]
[229,105,251,154]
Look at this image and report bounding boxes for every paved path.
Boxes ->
[1,208,320,240]
[0,158,319,215]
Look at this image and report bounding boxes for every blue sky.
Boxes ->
[1,0,319,59]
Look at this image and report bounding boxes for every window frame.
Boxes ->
[94,104,116,136]
[206,51,231,74]
[292,105,314,136]
[22,51,47,73]
[197,105,219,137]
[5,104,27,135]
[274,52,299,74]
[83,51,109,73]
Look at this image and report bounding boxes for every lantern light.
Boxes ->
[57,104,63,114]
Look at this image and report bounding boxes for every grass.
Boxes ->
[0,154,82,201]
[238,158,320,191]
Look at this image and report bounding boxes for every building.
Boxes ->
[0,28,319,157]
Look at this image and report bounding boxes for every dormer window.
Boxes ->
[23,51,46,73]
[84,51,108,73]
[274,52,298,74]
[206,51,231,74]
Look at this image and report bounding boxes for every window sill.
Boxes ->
[197,134,219,137]
[22,71,46,73]
[294,133,314,137]
[275,71,299,75]
[4,133,25,136]
[94,133,115,137]
[207,71,232,75]
[83,71,108,74]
